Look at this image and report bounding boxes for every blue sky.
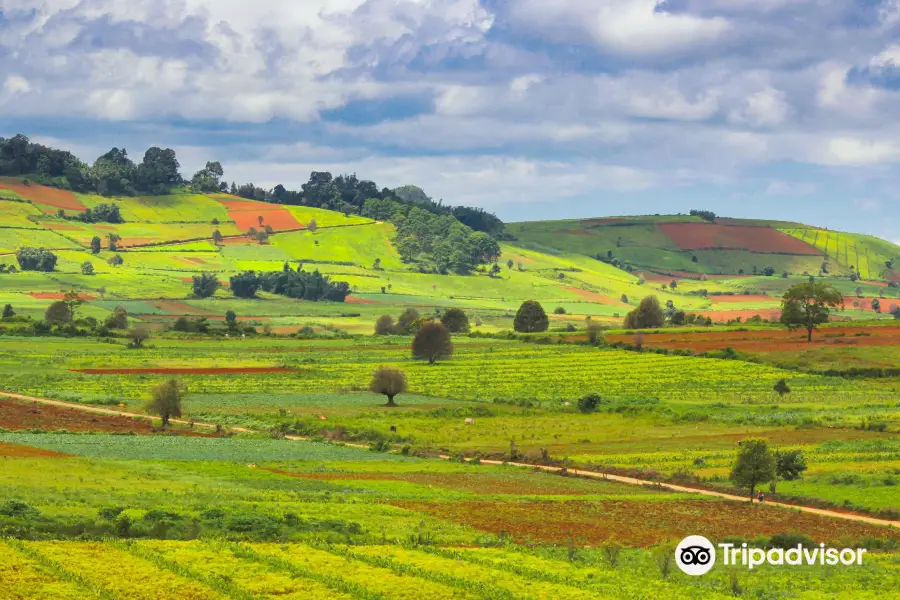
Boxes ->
[1,0,899,241]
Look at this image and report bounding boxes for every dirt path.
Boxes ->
[2,391,896,529]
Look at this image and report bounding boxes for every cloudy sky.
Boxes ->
[2,0,900,240]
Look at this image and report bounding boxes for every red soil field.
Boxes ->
[29,292,96,300]
[0,182,85,211]
[230,209,302,231]
[0,398,153,434]
[217,199,270,211]
[344,296,378,305]
[563,287,624,305]
[658,223,821,254]
[0,442,71,458]
[393,499,898,547]
[72,367,296,375]
[607,325,900,353]
[43,222,83,231]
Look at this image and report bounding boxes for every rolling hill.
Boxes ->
[1,179,898,331]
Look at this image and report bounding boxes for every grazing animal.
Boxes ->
[464,418,475,425]
[389,425,397,433]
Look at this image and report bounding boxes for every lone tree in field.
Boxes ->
[374,314,395,335]
[369,366,407,407]
[131,327,150,348]
[106,306,128,329]
[225,310,237,329]
[307,218,318,232]
[780,281,843,342]
[514,300,549,333]
[45,301,73,325]
[412,322,453,364]
[81,261,94,275]
[212,229,224,244]
[192,272,220,298]
[772,449,807,493]
[147,379,183,428]
[2,304,14,319]
[773,378,791,396]
[730,438,776,501]
[441,308,469,333]
[623,296,665,329]
[90,236,102,254]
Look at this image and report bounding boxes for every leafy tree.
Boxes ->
[1,304,14,319]
[772,449,807,493]
[81,261,94,275]
[369,366,407,407]
[147,379,183,427]
[689,209,716,222]
[307,219,318,232]
[225,310,237,329]
[577,393,602,414]
[892,305,900,319]
[773,379,790,396]
[258,269,350,302]
[45,301,73,324]
[507,259,514,269]
[375,315,396,335]
[780,282,844,342]
[131,327,150,348]
[93,147,136,196]
[872,298,881,313]
[762,266,776,277]
[230,272,262,298]
[212,230,223,244]
[396,308,421,334]
[107,254,123,266]
[856,286,863,298]
[106,306,128,329]
[173,316,190,332]
[669,279,678,289]
[730,438,776,501]
[440,308,470,333]
[412,322,453,364]
[90,236,102,254]
[553,307,566,314]
[16,247,57,272]
[192,272,220,298]
[191,161,224,192]
[514,300,549,333]
[135,147,182,194]
[76,203,123,224]
[623,296,665,329]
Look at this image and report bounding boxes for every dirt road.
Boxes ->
[2,391,896,530]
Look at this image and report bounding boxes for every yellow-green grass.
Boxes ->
[77,192,232,223]
[0,199,44,228]
[47,221,242,248]
[781,227,900,280]
[0,228,80,254]
[0,542,85,600]
[284,205,372,227]
[271,222,405,269]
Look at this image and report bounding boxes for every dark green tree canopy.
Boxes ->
[780,281,843,342]
[514,300,549,333]
[259,269,350,302]
[730,438,776,500]
[412,322,453,364]
[147,379,184,427]
[623,296,665,329]
[45,301,73,325]
[16,247,57,272]
[440,308,470,333]
[192,272,221,298]
[230,272,262,298]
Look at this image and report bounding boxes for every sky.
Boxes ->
[1,0,899,242]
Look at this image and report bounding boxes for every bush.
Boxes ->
[577,393,602,414]
[80,261,94,275]
[768,532,814,549]
[374,315,395,335]
[553,307,566,315]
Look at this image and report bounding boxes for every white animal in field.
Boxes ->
[464,418,475,425]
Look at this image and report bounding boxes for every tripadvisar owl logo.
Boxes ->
[676,535,716,576]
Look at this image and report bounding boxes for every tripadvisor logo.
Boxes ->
[676,535,867,576]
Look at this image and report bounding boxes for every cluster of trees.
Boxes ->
[730,438,807,499]
[689,209,717,222]
[375,307,470,335]
[227,267,350,301]
[68,203,123,224]
[15,247,58,272]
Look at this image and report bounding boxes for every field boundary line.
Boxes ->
[3,390,896,529]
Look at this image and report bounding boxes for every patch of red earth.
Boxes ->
[344,296,378,305]
[0,182,84,211]
[710,295,774,304]
[29,292,96,300]
[72,367,296,375]
[93,225,115,230]
[0,442,71,458]
[43,223,84,231]
[658,223,822,255]
[217,199,272,211]
[563,286,624,305]
[391,499,898,547]
[228,209,304,231]
[555,229,593,236]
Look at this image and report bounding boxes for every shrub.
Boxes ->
[774,379,791,396]
[375,315,395,335]
[577,393,602,414]
[45,301,73,325]
[768,532,814,549]
[553,306,566,315]
[80,261,94,275]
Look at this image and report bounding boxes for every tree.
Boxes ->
[780,282,844,342]
[577,393,601,414]
[441,308,470,333]
[106,306,128,329]
[307,219,318,232]
[135,147,182,194]
[856,286,863,298]
[192,272,220,298]
[762,266,776,277]
[669,280,678,289]
[16,247,57,272]
[230,272,262,298]
[225,310,237,329]
[375,315,395,335]
[773,379,790,396]
[1,304,14,319]
[872,298,881,313]
[147,379,183,428]
[730,438,776,501]
[623,296,665,329]
[91,236,102,254]
[507,259,514,269]
[131,327,150,348]
[369,366,407,407]
[81,261,94,275]
[772,449,807,493]
[45,301,73,324]
[396,308,421,334]
[212,230,223,244]
[892,305,900,319]
[514,301,549,333]
[412,322,453,364]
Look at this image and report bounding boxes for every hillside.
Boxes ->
[1,181,899,330]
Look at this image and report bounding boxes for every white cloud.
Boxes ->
[819,138,900,166]
[765,181,815,196]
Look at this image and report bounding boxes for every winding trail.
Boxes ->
[1,391,897,530]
